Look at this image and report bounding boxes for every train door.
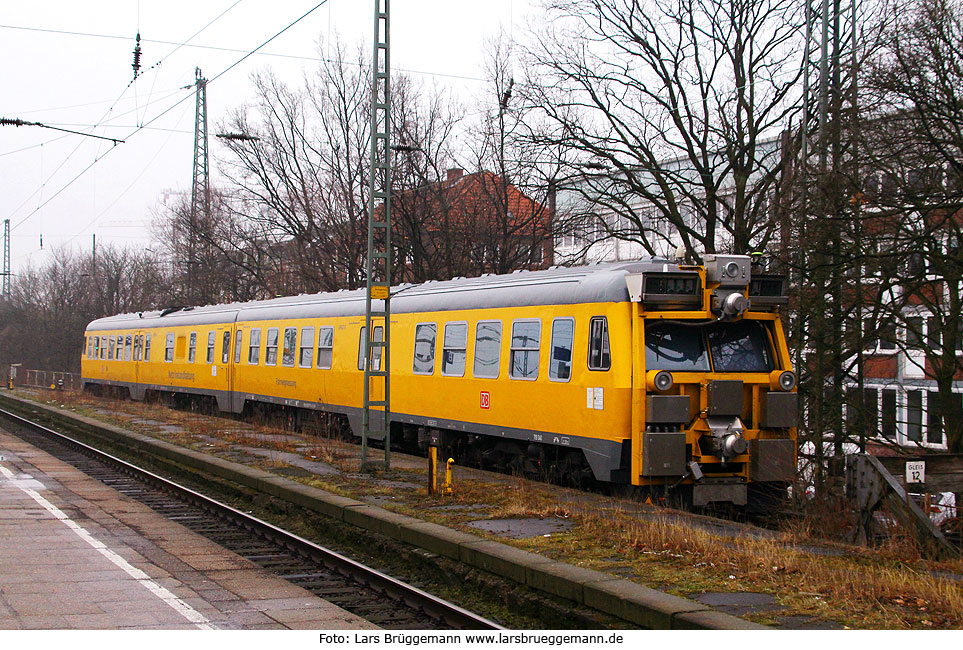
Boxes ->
[231,323,245,412]
[213,326,232,412]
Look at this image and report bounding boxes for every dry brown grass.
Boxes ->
[15,388,963,628]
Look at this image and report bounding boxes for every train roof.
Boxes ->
[85,259,687,331]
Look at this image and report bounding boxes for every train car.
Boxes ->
[81,255,797,508]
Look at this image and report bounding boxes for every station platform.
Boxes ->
[0,429,377,630]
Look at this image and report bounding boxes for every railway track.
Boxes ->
[0,406,502,631]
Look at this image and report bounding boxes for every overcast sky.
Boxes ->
[0,0,535,276]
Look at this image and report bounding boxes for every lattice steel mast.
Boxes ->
[189,67,210,304]
[362,0,392,472]
[2,219,9,299]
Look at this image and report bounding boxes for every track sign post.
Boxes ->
[905,461,925,485]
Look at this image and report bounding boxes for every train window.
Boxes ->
[145,334,151,361]
[588,317,611,371]
[222,331,232,364]
[358,327,366,370]
[282,327,297,367]
[117,335,123,361]
[165,333,175,362]
[125,335,132,361]
[442,322,468,377]
[249,328,261,365]
[108,335,116,360]
[372,326,384,371]
[550,318,574,382]
[473,321,501,379]
[705,321,773,372]
[188,332,197,363]
[358,326,384,371]
[100,336,107,360]
[510,319,541,380]
[299,327,314,368]
[317,326,333,369]
[413,323,437,375]
[90,337,97,359]
[234,330,243,364]
[133,335,141,361]
[265,328,279,365]
[207,331,216,364]
[645,322,709,371]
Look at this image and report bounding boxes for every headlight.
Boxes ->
[770,370,796,391]
[646,369,674,392]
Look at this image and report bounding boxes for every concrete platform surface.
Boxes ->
[0,430,378,630]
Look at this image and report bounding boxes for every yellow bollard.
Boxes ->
[428,446,438,495]
[442,458,454,496]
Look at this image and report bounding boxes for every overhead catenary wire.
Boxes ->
[0,23,488,83]
[11,1,332,240]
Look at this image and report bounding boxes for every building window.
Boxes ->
[510,319,541,380]
[879,321,897,351]
[906,391,923,443]
[442,322,468,377]
[282,327,297,367]
[588,316,611,370]
[927,317,942,349]
[927,391,944,444]
[472,321,501,379]
[249,328,261,365]
[317,326,333,369]
[906,317,924,349]
[207,331,216,363]
[882,389,897,439]
[188,332,197,363]
[863,388,878,437]
[549,318,574,382]
[265,328,279,366]
[413,323,436,375]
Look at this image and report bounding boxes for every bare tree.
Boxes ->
[0,245,170,373]
[858,0,963,454]
[523,0,805,259]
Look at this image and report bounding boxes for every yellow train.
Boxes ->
[81,255,797,508]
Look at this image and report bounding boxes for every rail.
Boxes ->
[0,405,503,630]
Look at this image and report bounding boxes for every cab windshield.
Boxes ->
[645,320,773,373]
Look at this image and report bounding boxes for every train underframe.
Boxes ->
[82,380,790,513]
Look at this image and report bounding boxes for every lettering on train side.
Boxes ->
[168,372,195,381]
[276,378,296,388]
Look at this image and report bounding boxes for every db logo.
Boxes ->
[479,391,490,409]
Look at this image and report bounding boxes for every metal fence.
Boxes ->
[6,367,81,391]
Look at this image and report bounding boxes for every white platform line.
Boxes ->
[0,462,217,629]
